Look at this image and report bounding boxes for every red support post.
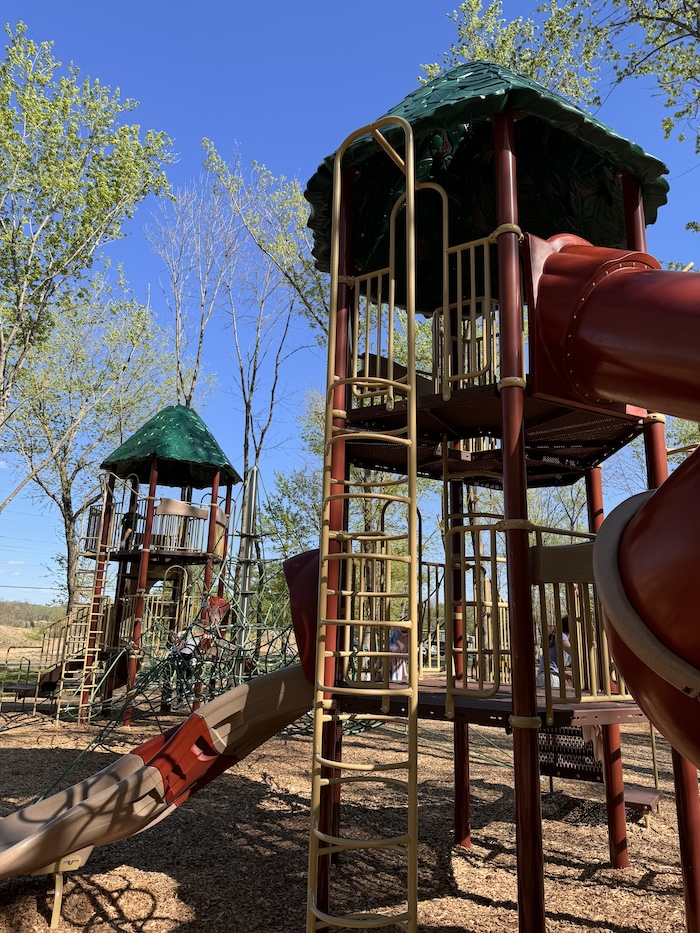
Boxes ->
[217,482,234,600]
[194,469,222,712]
[586,467,628,868]
[493,111,546,933]
[620,171,647,252]
[124,459,158,727]
[316,169,354,914]
[103,479,139,714]
[80,475,115,722]
[449,477,464,681]
[454,720,471,848]
[204,469,221,595]
[673,752,700,933]
[644,409,700,933]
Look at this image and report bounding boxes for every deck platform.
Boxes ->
[345,384,645,487]
[337,676,646,731]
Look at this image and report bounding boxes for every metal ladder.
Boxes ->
[55,480,115,720]
[307,116,419,932]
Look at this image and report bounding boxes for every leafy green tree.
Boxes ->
[573,3,700,158]
[422,0,601,105]
[0,22,171,435]
[427,1,700,230]
[260,467,324,560]
[5,268,175,609]
[667,418,700,461]
[0,600,64,626]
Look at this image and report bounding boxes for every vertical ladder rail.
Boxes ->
[307,116,419,932]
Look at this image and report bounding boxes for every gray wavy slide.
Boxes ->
[0,665,313,879]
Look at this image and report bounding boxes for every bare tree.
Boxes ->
[148,149,318,611]
[146,179,242,405]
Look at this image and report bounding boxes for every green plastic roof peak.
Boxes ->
[101,405,242,488]
[305,61,669,314]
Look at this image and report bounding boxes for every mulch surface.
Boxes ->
[0,706,689,932]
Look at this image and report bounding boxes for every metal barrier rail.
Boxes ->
[442,515,633,722]
[432,236,500,399]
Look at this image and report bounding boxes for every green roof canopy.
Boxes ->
[305,61,669,315]
[101,405,242,489]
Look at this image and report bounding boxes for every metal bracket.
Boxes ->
[489,222,524,243]
[495,518,534,532]
[498,375,527,391]
[509,714,541,729]
[32,848,93,929]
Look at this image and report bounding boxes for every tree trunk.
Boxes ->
[60,481,80,614]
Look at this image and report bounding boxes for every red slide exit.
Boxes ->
[530,237,700,767]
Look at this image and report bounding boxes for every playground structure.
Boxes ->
[1,60,700,933]
[300,61,700,932]
[0,405,297,724]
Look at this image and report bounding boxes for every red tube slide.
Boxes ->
[532,237,700,767]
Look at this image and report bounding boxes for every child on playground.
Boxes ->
[160,626,201,710]
[536,615,570,689]
[389,625,409,682]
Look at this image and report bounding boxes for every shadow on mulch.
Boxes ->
[0,729,686,933]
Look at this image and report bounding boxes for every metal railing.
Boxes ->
[441,514,633,721]
[432,237,500,398]
[419,560,446,675]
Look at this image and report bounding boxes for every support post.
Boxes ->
[493,111,546,933]
[80,474,115,722]
[204,468,221,594]
[217,481,234,600]
[124,459,158,726]
[644,413,700,932]
[454,720,471,847]
[194,469,221,711]
[103,479,138,714]
[586,467,628,868]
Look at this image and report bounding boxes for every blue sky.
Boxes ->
[1,2,698,602]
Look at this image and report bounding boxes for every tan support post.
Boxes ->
[32,847,93,929]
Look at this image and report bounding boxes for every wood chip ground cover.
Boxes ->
[0,710,687,932]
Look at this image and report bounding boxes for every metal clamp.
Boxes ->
[509,714,541,729]
[495,518,534,532]
[644,412,666,424]
[489,222,524,243]
[498,375,527,391]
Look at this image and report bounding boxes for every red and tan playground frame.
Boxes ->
[2,61,700,933]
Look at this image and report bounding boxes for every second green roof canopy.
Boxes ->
[101,405,241,489]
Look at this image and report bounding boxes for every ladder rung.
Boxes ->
[309,899,410,930]
[313,827,410,850]
[314,754,409,773]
